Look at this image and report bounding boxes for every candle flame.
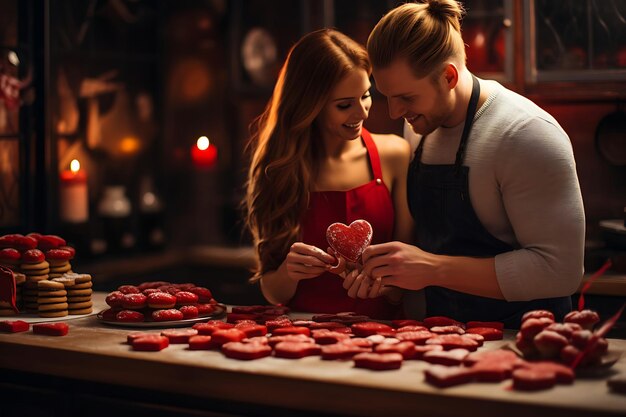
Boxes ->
[70,159,80,173]
[197,136,210,151]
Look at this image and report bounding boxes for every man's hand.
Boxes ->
[360,241,434,290]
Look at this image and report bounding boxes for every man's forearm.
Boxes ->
[432,255,504,299]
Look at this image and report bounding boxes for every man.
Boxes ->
[354,0,585,328]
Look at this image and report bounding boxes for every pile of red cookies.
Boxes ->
[0,233,76,317]
[125,308,613,392]
[125,311,507,373]
[425,308,609,391]
[515,309,605,366]
[0,234,75,280]
[101,281,219,323]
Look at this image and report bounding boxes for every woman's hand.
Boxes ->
[325,247,361,278]
[342,271,404,305]
[283,242,337,282]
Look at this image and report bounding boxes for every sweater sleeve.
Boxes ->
[493,117,585,301]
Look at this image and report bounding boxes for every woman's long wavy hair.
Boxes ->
[245,29,371,282]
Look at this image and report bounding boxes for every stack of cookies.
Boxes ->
[45,249,74,279]
[18,249,50,313]
[0,233,92,318]
[20,249,50,283]
[21,281,39,312]
[37,280,68,318]
[52,273,93,315]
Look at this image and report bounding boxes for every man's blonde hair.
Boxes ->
[368,0,466,79]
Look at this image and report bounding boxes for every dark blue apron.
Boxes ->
[407,75,571,329]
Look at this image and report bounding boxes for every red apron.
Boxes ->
[288,129,402,319]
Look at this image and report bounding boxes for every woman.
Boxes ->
[244,29,414,319]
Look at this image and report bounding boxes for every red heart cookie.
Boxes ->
[33,322,69,336]
[326,219,372,263]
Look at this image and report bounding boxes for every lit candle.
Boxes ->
[191,136,218,169]
[60,159,89,223]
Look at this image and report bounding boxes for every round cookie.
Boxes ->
[70,281,93,290]
[49,263,72,274]
[38,280,65,291]
[67,295,91,303]
[69,307,93,315]
[58,246,75,258]
[45,248,73,260]
[63,273,91,284]
[0,248,21,264]
[67,288,93,297]
[22,249,45,263]
[67,300,92,310]
[50,276,76,287]
[38,296,68,304]
[105,291,124,307]
[39,310,69,318]
[121,293,147,309]
[38,289,68,298]
[175,291,198,306]
[21,261,50,271]
[26,274,50,282]
[47,259,70,267]
[39,302,69,311]
[152,309,184,322]
[36,234,66,250]
[116,310,144,322]
[147,292,176,309]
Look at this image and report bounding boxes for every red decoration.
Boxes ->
[0,266,18,313]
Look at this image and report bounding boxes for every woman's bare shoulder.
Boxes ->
[369,132,411,158]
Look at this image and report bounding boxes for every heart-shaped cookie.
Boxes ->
[326,220,373,263]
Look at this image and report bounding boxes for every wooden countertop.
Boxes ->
[1,293,625,417]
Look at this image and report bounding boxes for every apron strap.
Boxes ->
[361,128,384,181]
[454,74,481,175]
[411,74,481,176]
